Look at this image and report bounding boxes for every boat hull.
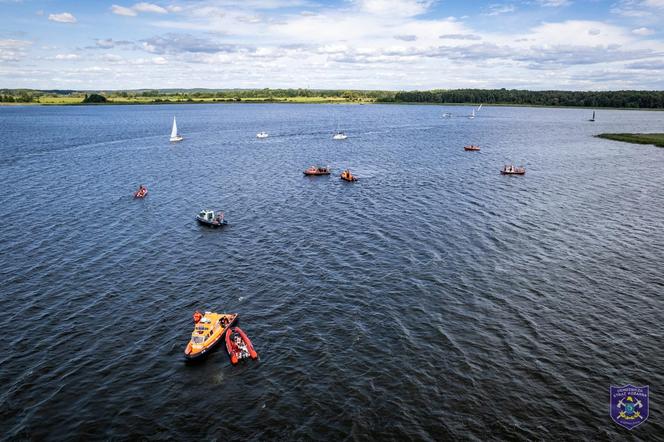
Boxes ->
[196,217,228,228]
[500,170,525,175]
[134,190,148,198]
[464,146,480,151]
[304,171,331,176]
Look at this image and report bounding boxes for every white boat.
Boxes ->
[468,109,475,120]
[442,112,452,118]
[170,117,183,142]
[256,131,269,139]
[477,104,483,112]
[333,131,347,140]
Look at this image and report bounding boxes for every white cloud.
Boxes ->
[537,0,570,6]
[356,0,433,17]
[55,53,79,60]
[48,12,77,23]
[632,27,655,35]
[485,4,515,16]
[0,39,31,62]
[133,2,168,14]
[111,5,137,16]
[112,2,170,17]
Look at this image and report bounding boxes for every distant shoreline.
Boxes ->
[2,88,663,109]
[596,133,664,147]
[1,100,663,111]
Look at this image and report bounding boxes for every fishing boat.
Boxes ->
[464,145,481,151]
[170,116,183,142]
[333,131,348,140]
[303,165,331,176]
[340,169,357,182]
[196,209,228,228]
[256,131,269,139]
[184,311,238,360]
[589,111,596,122]
[225,327,258,365]
[501,164,526,175]
[133,185,148,198]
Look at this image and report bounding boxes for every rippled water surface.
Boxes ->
[1,103,663,440]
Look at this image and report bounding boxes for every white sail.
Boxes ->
[477,104,483,111]
[170,116,183,142]
[171,117,178,138]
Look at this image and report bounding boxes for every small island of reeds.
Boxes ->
[596,133,664,148]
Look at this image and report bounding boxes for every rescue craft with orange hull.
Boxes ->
[225,326,258,365]
[184,311,238,361]
[340,169,358,182]
[303,166,331,176]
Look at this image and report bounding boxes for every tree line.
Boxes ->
[382,89,664,108]
[1,88,663,108]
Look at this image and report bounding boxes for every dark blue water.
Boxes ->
[1,103,663,440]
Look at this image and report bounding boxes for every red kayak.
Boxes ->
[134,186,148,198]
[225,327,258,365]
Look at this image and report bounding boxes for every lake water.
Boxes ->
[1,103,663,440]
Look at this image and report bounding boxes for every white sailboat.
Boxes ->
[468,109,476,120]
[477,104,483,112]
[589,111,596,122]
[170,117,183,142]
[256,131,269,139]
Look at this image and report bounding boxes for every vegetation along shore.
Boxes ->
[596,133,664,147]
[1,88,664,109]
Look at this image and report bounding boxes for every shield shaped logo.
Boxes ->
[610,385,649,430]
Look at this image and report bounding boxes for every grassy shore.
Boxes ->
[596,133,664,148]
[30,95,368,105]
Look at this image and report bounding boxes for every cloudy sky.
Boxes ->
[1,0,663,90]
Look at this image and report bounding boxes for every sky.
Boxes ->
[1,0,663,90]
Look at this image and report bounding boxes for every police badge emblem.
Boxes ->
[610,385,649,430]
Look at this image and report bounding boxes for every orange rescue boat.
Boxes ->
[184,311,238,360]
[340,169,357,182]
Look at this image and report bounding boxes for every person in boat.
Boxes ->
[215,212,224,224]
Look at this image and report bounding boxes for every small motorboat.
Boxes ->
[501,165,526,175]
[196,209,228,228]
[333,131,348,140]
[225,326,258,365]
[304,165,331,176]
[134,185,148,198]
[340,169,357,182]
[464,145,480,151]
[256,131,269,139]
[184,311,238,360]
